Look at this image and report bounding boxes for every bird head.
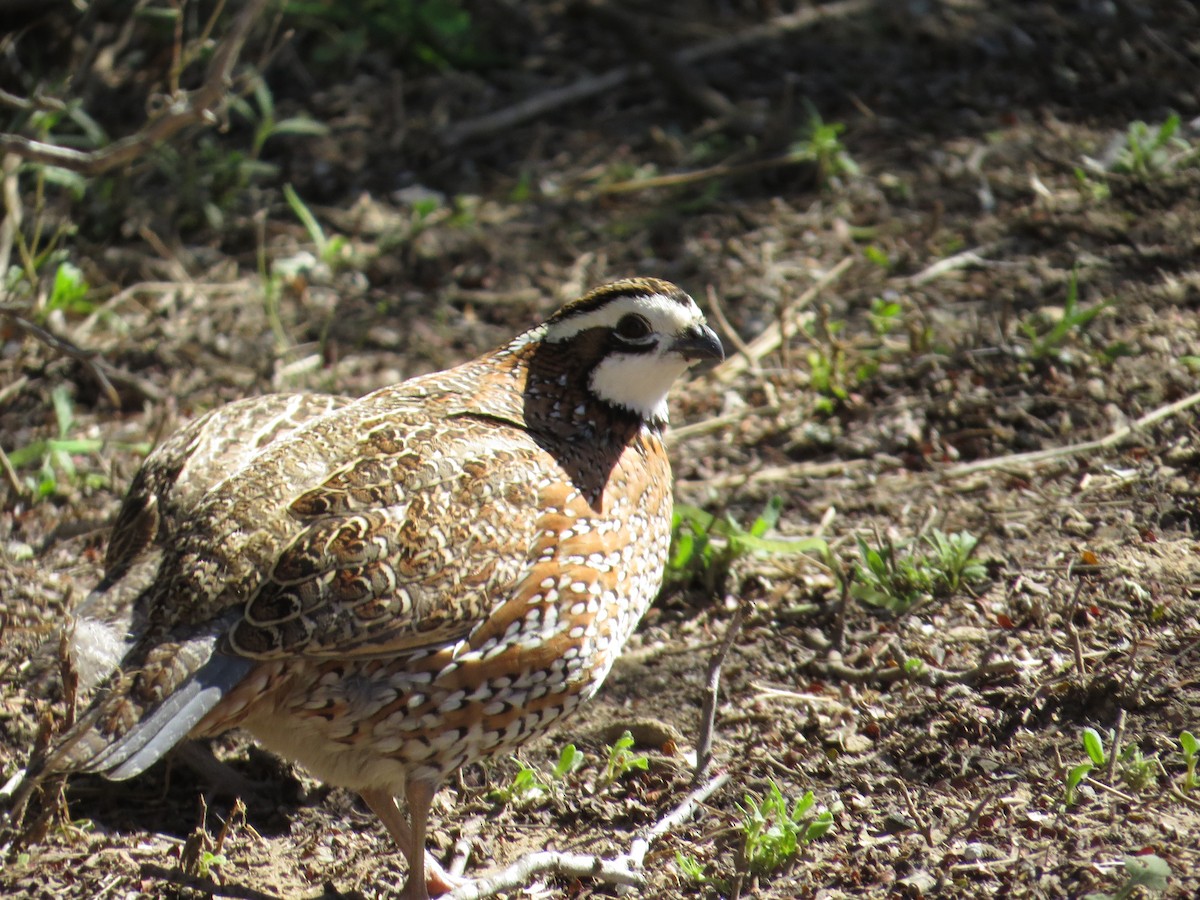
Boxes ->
[536,278,724,426]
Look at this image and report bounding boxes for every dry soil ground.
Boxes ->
[2,1,1200,898]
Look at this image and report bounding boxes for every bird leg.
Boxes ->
[360,785,468,899]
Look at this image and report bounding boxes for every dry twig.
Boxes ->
[0,0,270,176]
[943,386,1200,477]
[445,772,729,899]
[441,0,872,145]
[0,153,20,279]
[713,256,854,384]
[591,152,814,197]
[695,602,746,785]
[580,0,752,130]
[900,241,1007,287]
[0,305,120,407]
[704,284,756,367]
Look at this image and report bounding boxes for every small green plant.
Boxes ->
[1074,166,1112,201]
[231,75,329,162]
[1082,726,1108,766]
[851,529,987,614]
[411,196,443,223]
[1083,854,1171,900]
[790,106,859,186]
[1065,727,1107,805]
[487,761,550,805]
[675,851,709,884]
[488,742,583,806]
[52,816,96,840]
[863,244,891,270]
[923,529,989,594]
[852,537,927,613]
[600,731,648,788]
[180,796,243,881]
[44,261,95,318]
[801,314,884,414]
[1069,727,1162,796]
[1116,743,1159,792]
[1020,270,1111,361]
[4,385,119,500]
[806,343,870,414]
[668,497,827,595]
[737,781,834,876]
[551,742,584,782]
[163,74,326,232]
[1109,114,1195,178]
[196,849,228,880]
[1180,731,1199,791]
[1064,761,1093,806]
[283,184,350,271]
[509,169,534,203]
[284,0,479,70]
[867,295,903,336]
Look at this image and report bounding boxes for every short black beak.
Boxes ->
[670,323,725,364]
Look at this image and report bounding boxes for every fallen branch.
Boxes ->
[0,87,68,115]
[441,0,873,145]
[695,603,745,785]
[0,0,270,176]
[943,386,1200,477]
[622,771,730,870]
[1,152,20,279]
[446,772,729,900]
[449,850,647,898]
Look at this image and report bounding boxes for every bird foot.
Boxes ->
[426,854,471,897]
[398,853,471,899]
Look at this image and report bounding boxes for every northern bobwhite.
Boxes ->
[24,278,723,899]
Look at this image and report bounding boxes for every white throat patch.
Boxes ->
[588,350,691,424]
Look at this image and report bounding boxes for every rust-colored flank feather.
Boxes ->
[24,278,723,899]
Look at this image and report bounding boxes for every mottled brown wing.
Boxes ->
[102,393,351,587]
[227,417,551,659]
[70,394,349,696]
[51,394,357,777]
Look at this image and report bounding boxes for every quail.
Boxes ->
[24,278,723,899]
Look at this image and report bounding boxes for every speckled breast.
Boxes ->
[247,425,673,787]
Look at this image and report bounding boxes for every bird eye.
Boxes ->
[614,313,653,342]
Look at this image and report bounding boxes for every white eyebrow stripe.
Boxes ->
[543,292,700,343]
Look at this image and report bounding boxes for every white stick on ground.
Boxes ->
[446,772,730,900]
[943,386,1200,477]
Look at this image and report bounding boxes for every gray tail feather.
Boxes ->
[73,653,255,780]
[3,651,252,828]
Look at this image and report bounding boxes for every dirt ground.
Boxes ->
[2,1,1200,897]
